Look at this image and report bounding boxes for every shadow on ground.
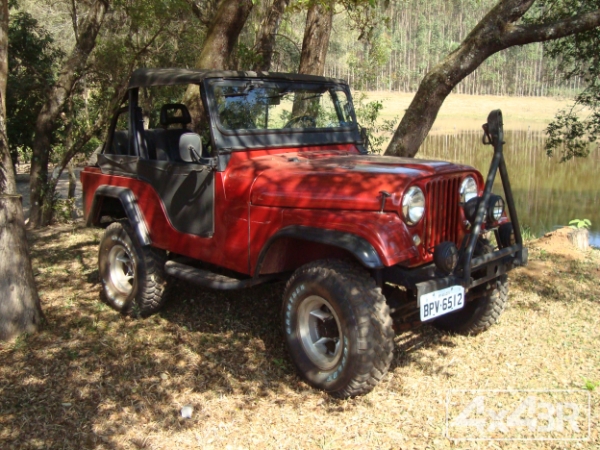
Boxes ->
[0,224,458,449]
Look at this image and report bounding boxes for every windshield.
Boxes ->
[210,80,356,132]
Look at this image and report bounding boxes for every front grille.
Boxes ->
[423,176,461,251]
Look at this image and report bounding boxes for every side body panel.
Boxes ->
[82,144,479,276]
[82,167,249,274]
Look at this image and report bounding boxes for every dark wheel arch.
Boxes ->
[86,185,151,246]
[254,225,384,276]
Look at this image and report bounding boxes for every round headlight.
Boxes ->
[460,176,478,203]
[402,186,425,225]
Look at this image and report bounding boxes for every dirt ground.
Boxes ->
[0,224,598,449]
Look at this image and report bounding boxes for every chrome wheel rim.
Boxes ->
[108,245,134,300]
[297,295,342,370]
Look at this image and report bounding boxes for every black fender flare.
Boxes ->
[254,225,384,276]
[87,185,151,246]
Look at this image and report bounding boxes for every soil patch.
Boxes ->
[529,226,591,261]
[0,224,598,449]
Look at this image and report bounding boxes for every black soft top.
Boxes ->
[128,68,346,89]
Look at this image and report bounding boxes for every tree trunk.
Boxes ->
[384,0,600,158]
[29,0,107,228]
[0,194,43,341]
[253,0,290,71]
[183,0,254,131]
[297,1,333,76]
[0,121,12,193]
[0,0,43,341]
[68,162,77,220]
[0,0,13,196]
[67,161,76,200]
[183,0,220,27]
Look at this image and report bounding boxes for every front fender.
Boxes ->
[255,225,384,276]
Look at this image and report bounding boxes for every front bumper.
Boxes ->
[382,241,527,305]
[383,109,528,308]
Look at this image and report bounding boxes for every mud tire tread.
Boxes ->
[99,222,168,317]
[433,275,509,335]
[283,259,395,398]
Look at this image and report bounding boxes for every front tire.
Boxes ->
[98,222,168,317]
[433,275,508,335]
[282,260,394,398]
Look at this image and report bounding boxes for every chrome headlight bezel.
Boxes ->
[402,186,425,226]
[459,176,478,203]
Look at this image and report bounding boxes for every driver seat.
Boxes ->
[155,104,194,161]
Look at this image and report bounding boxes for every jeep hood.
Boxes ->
[231,150,476,212]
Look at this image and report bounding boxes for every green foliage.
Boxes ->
[545,107,595,162]
[569,219,592,230]
[53,197,78,223]
[319,0,568,94]
[531,0,600,161]
[7,11,63,164]
[44,0,202,169]
[582,377,599,391]
[235,42,263,71]
[353,93,397,153]
[520,224,537,242]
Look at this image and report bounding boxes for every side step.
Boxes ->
[164,260,277,290]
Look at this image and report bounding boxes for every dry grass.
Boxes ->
[361,92,575,134]
[0,224,599,449]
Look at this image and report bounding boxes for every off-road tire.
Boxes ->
[282,259,395,398]
[433,274,508,335]
[98,221,168,317]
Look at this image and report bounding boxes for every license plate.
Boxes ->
[419,285,465,321]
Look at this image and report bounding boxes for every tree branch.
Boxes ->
[503,9,600,47]
[274,33,301,54]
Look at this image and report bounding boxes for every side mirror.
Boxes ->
[179,132,203,162]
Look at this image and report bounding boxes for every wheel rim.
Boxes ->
[297,295,343,371]
[107,244,135,300]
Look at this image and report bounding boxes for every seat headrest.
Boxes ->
[160,103,191,127]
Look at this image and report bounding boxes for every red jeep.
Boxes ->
[81,68,527,397]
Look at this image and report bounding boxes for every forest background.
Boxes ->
[9,0,585,173]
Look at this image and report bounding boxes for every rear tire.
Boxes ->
[282,259,394,398]
[98,222,168,317]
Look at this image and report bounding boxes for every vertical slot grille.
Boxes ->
[423,176,461,251]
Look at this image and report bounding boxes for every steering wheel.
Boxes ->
[283,115,317,129]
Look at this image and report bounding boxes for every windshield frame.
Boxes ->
[206,79,357,136]
[203,77,361,156]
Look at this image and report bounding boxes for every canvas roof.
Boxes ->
[128,68,346,88]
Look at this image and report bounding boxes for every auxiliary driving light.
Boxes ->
[433,241,459,274]
[487,195,505,222]
[463,194,505,226]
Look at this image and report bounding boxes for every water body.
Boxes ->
[418,129,600,247]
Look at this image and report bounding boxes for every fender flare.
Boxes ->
[87,185,152,246]
[255,225,383,275]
